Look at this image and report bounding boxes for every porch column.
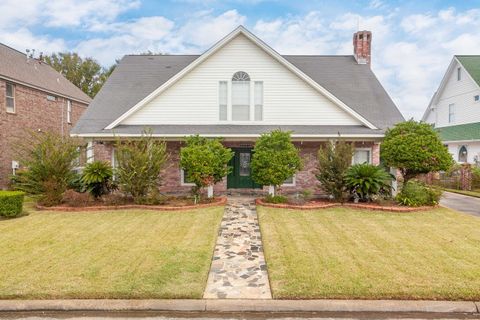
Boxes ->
[86,140,94,164]
[372,142,380,165]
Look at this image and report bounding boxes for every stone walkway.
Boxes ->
[203,197,272,299]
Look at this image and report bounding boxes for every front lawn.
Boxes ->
[0,204,223,299]
[258,206,480,300]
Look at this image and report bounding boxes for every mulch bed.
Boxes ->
[256,198,437,212]
[36,197,227,212]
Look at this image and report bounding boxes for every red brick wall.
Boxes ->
[0,79,88,188]
[92,140,380,196]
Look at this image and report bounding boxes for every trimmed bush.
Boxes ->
[0,191,25,217]
[264,194,288,204]
[396,180,442,207]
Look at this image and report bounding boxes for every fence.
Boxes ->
[427,164,477,191]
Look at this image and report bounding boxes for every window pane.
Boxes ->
[254,81,263,121]
[6,83,13,97]
[354,150,370,164]
[182,169,194,184]
[6,97,14,109]
[219,81,227,121]
[239,152,251,176]
[232,81,250,121]
[283,176,293,184]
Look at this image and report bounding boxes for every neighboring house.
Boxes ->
[0,43,91,189]
[422,55,480,165]
[72,26,404,194]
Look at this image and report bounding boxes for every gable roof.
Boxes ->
[72,27,404,136]
[0,43,91,104]
[436,122,480,141]
[457,55,480,87]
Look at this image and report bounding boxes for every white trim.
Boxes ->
[67,99,72,124]
[0,75,90,105]
[105,26,377,130]
[281,175,296,187]
[180,169,195,186]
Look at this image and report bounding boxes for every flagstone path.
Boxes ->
[203,197,272,299]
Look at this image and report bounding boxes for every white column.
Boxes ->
[207,185,214,198]
[390,167,398,196]
[86,140,94,164]
[268,185,275,196]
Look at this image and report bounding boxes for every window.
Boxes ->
[458,145,468,163]
[67,100,72,124]
[448,103,455,123]
[254,81,263,121]
[232,71,250,121]
[282,175,295,186]
[475,95,479,102]
[219,81,227,121]
[46,95,56,101]
[457,67,461,81]
[181,169,195,186]
[5,83,15,113]
[353,148,371,164]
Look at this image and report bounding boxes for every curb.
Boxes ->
[0,299,478,314]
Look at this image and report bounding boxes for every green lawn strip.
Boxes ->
[443,188,480,198]
[258,206,480,300]
[0,205,224,299]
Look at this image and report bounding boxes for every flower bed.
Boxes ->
[256,198,436,212]
[37,197,227,212]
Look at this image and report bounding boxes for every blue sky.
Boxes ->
[1,0,480,119]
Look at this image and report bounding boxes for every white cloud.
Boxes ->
[0,28,66,54]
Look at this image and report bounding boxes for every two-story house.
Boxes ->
[72,26,404,194]
[0,43,91,189]
[422,56,480,164]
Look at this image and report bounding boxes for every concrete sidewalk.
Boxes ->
[0,299,478,314]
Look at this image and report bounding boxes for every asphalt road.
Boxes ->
[440,191,480,217]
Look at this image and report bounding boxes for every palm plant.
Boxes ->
[345,164,394,202]
[80,161,114,198]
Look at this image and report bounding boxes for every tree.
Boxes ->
[180,136,233,201]
[316,140,353,203]
[43,52,116,98]
[381,120,453,183]
[251,130,302,196]
[114,131,168,203]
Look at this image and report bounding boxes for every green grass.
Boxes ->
[258,206,480,300]
[443,188,480,198]
[0,203,223,299]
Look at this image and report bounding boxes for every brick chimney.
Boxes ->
[353,30,372,65]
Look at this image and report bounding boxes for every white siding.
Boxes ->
[432,60,480,128]
[446,142,480,164]
[121,34,361,126]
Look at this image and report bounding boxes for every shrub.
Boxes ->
[345,164,394,202]
[62,189,95,207]
[396,180,442,207]
[180,135,233,201]
[80,161,114,198]
[316,140,353,203]
[0,191,25,217]
[12,131,80,206]
[264,194,288,204]
[381,120,453,183]
[115,130,168,204]
[251,130,302,196]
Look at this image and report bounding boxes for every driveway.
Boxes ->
[440,191,480,217]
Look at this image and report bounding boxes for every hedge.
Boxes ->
[0,191,25,217]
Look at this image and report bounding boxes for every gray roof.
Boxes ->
[72,54,403,136]
[0,43,91,103]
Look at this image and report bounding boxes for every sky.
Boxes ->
[1,0,480,120]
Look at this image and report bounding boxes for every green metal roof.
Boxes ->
[436,122,480,141]
[456,55,480,87]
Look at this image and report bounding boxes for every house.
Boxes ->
[71,26,404,194]
[422,56,480,165]
[0,43,91,189]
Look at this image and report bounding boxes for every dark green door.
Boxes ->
[227,148,261,189]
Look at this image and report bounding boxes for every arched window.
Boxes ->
[458,145,468,163]
[232,71,250,81]
[231,71,250,120]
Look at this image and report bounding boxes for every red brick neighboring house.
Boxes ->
[0,43,91,189]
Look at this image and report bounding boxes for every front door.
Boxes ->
[227,148,261,189]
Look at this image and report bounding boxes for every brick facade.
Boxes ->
[0,79,88,188]
[91,139,380,196]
